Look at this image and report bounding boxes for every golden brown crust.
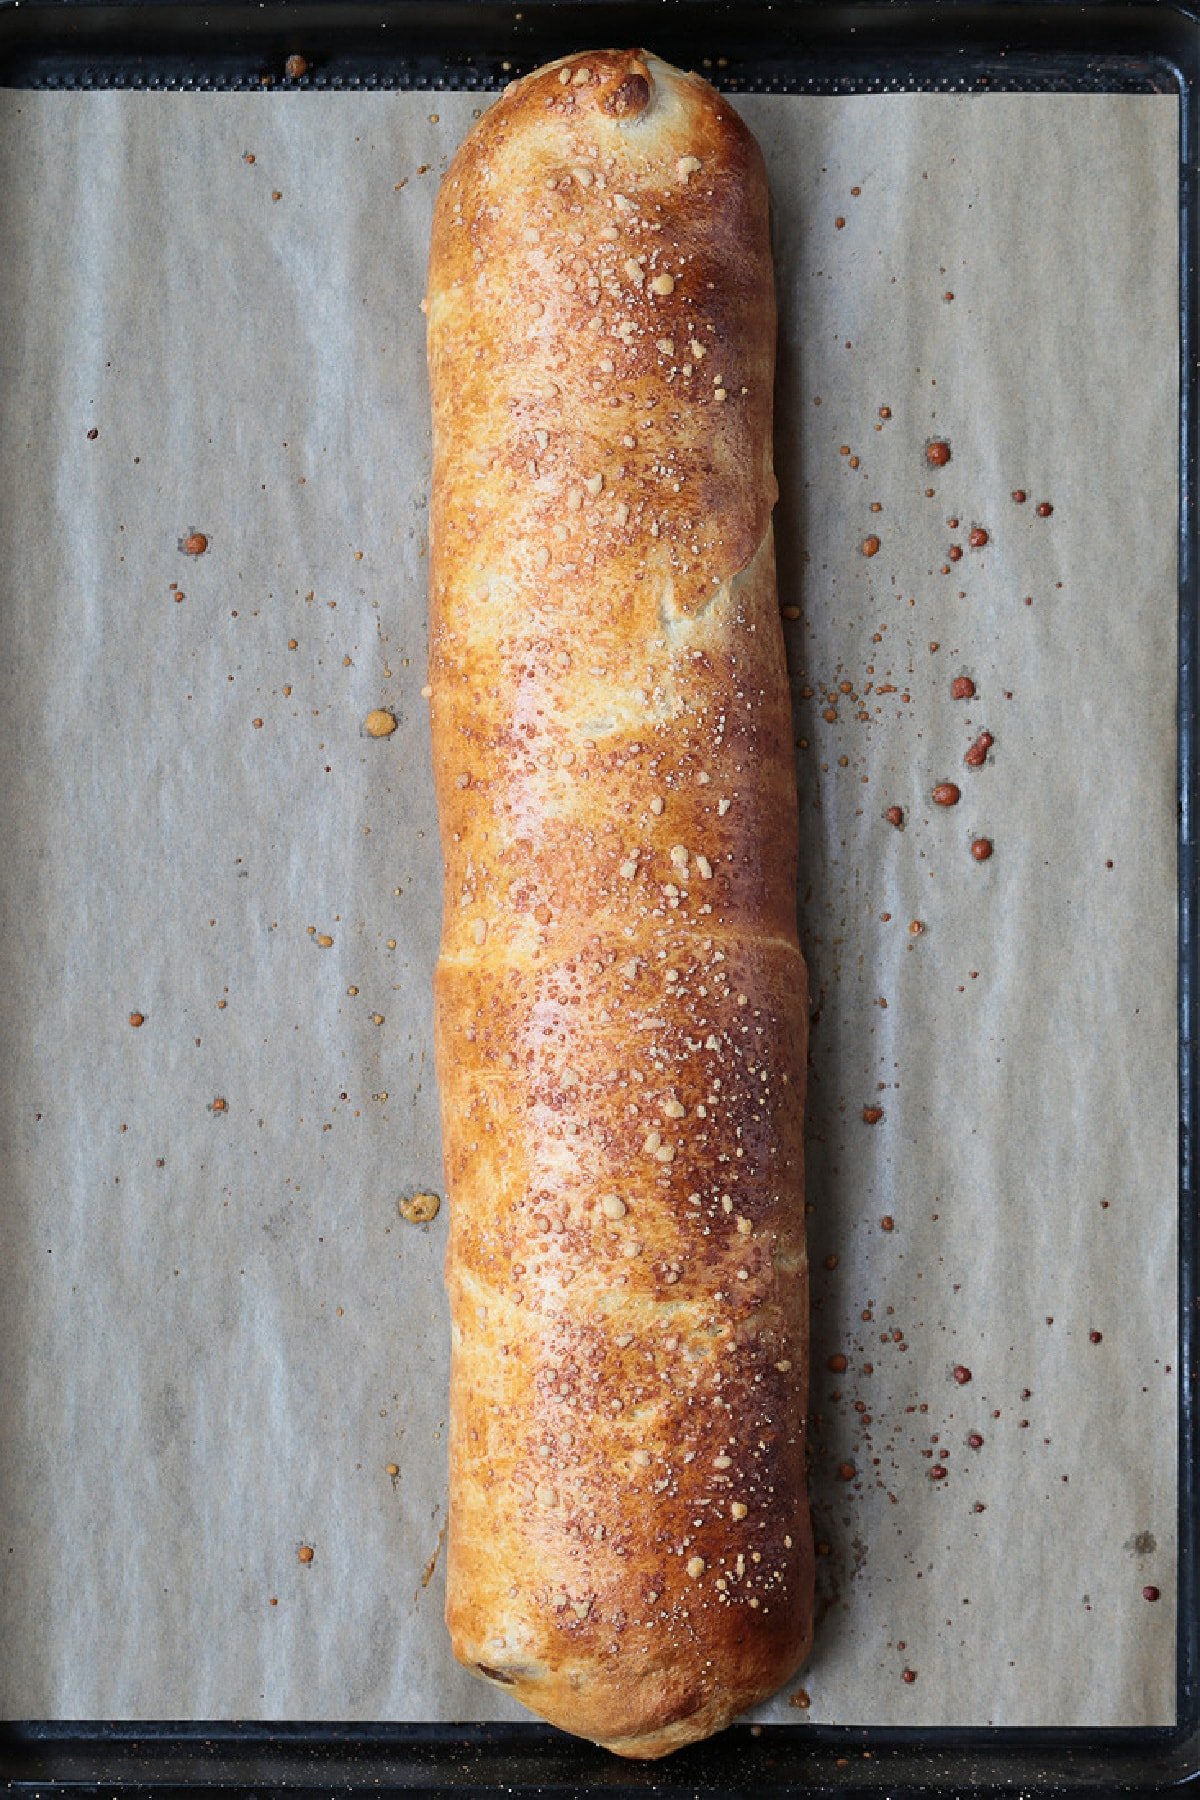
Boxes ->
[426,48,812,1758]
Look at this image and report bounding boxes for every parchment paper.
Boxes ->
[0,87,1178,1728]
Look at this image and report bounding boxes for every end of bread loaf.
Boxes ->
[426,47,777,621]
[450,1597,813,1759]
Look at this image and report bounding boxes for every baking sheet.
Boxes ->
[0,86,1178,1729]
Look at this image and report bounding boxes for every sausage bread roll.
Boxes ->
[426,48,813,1758]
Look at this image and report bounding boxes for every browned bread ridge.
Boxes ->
[426,48,813,1759]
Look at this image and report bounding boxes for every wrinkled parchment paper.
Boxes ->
[0,88,1177,1727]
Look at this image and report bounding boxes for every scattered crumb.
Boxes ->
[399,1192,441,1224]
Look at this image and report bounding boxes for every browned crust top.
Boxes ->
[427,49,812,1758]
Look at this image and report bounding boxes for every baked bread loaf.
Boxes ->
[426,48,813,1758]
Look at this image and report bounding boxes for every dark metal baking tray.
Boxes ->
[0,0,1195,1793]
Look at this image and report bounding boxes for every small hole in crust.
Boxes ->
[474,1661,519,1686]
[603,72,650,118]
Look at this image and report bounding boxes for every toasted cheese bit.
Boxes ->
[649,273,676,296]
[676,155,702,180]
[686,1555,706,1580]
[399,1192,440,1224]
[601,1194,627,1220]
